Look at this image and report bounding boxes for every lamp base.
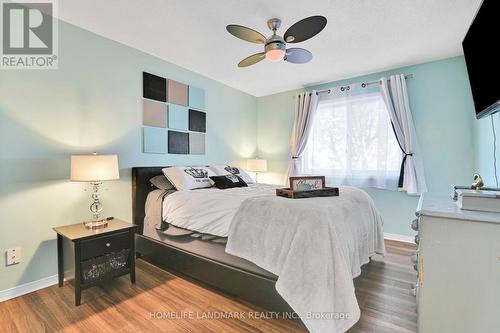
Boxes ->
[83,219,108,230]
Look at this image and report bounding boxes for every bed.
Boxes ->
[132,166,386,332]
[133,167,293,313]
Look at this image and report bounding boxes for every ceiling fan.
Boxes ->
[226,16,327,68]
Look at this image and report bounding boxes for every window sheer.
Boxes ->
[300,83,402,190]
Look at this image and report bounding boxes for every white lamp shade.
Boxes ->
[247,158,268,173]
[70,154,120,181]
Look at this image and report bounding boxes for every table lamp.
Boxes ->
[247,158,267,183]
[70,153,120,229]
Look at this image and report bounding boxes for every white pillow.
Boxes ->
[209,165,254,184]
[162,166,216,191]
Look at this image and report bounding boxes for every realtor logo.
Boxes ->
[1,0,58,69]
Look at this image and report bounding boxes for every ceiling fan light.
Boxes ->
[266,49,285,62]
[264,40,286,62]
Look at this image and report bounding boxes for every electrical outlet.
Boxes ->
[6,247,21,266]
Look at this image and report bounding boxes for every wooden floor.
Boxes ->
[0,240,417,333]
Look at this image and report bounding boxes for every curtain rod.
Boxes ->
[314,74,414,96]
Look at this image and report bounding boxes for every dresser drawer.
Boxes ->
[80,231,130,260]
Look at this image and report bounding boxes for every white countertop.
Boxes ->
[416,193,500,224]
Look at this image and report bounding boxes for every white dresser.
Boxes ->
[415,193,500,333]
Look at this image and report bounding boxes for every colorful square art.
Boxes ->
[143,72,166,102]
[167,79,188,106]
[189,109,206,133]
[143,99,166,127]
[168,130,189,154]
[143,126,167,154]
[168,104,189,131]
[142,72,207,155]
[189,86,205,110]
[189,132,205,155]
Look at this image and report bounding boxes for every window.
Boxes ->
[301,84,402,190]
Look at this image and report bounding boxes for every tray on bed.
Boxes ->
[276,187,339,199]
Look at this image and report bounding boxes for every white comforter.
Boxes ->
[162,183,278,237]
[162,184,385,333]
[226,186,385,333]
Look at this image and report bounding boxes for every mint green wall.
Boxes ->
[0,22,257,291]
[257,56,478,236]
[474,113,500,187]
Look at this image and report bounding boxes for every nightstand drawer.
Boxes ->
[80,231,130,260]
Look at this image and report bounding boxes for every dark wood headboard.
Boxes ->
[132,167,165,234]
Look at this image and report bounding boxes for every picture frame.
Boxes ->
[289,176,326,192]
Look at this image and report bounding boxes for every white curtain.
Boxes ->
[301,83,402,189]
[284,91,319,184]
[380,74,427,195]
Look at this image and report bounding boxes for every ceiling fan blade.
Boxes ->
[284,16,327,43]
[238,52,266,67]
[284,48,312,64]
[226,25,267,44]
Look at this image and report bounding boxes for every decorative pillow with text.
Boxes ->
[162,166,216,190]
[209,165,254,184]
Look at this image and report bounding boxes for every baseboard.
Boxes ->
[384,232,415,243]
[0,274,58,302]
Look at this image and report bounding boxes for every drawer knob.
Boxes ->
[410,253,418,264]
[411,283,418,297]
[106,243,111,247]
[411,218,419,231]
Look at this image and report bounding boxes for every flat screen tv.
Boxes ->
[462,0,500,119]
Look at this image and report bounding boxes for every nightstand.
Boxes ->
[53,219,137,305]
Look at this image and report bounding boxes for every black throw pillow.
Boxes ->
[210,175,248,189]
